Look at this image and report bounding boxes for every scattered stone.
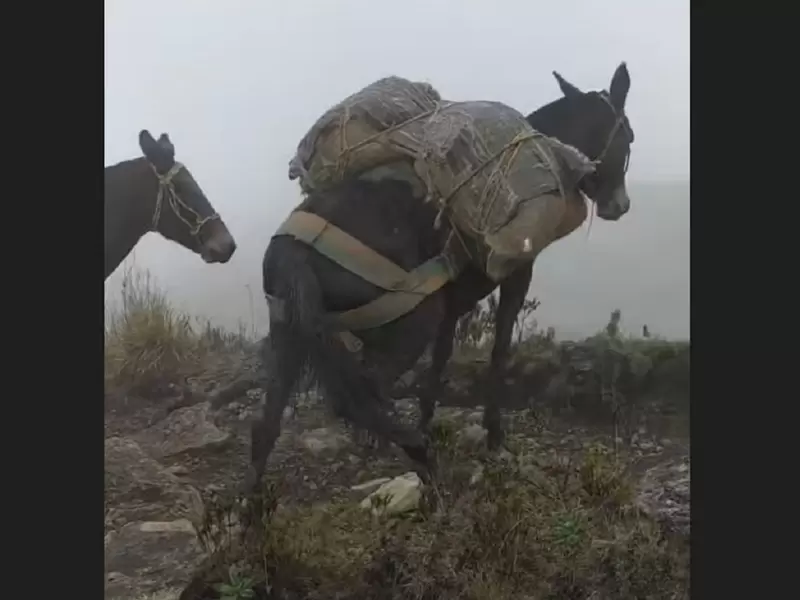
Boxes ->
[469,463,484,485]
[636,456,690,536]
[133,402,232,459]
[432,407,465,426]
[299,427,350,456]
[351,477,392,493]
[137,519,195,534]
[459,424,488,446]
[360,472,422,516]
[393,397,416,414]
[105,519,204,599]
[465,410,484,425]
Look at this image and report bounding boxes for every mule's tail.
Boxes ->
[250,238,428,488]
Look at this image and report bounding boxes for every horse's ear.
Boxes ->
[553,71,582,98]
[609,62,630,111]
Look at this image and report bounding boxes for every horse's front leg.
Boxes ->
[484,265,533,449]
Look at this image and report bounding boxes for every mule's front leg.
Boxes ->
[484,266,532,449]
[418,312,459,432]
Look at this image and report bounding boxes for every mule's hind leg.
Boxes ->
[245,330,303,492]
[313,339,433,476]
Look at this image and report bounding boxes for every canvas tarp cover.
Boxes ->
[289,76,596,282]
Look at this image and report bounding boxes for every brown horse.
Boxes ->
[104,130,236,279]
[248,64,634,490]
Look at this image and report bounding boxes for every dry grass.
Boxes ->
[105,266,207,392]
[104,266,253,395]
[190,428,689,600]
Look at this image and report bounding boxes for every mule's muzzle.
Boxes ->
[596,186,631,221]
[201,229,237,263]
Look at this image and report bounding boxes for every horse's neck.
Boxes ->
[104,158,153,278]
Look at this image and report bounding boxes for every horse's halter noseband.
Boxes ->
[149,161,220,239]
[594,91,633,172]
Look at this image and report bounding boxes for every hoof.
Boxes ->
[486,429,506,451]
[240,466,260,496]
[416,417,432,436]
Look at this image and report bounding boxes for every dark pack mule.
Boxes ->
[248,63,634,491]
[104,130,237,280]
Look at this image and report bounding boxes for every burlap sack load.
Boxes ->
[288,76,595,282]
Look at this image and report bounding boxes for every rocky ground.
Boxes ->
[104,346,690,600]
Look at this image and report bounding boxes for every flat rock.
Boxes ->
[105,437,203,529]
[636,456,690,536]
[351,477,392,493]
[360,471,422,516]
[298,427,350,456]
[133,402,232,458]
[105,519,204,600]
[431,407,466,426]
[459,424,488,446]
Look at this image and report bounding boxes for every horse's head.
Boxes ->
[138,130,237,263]
[528,62,634,222]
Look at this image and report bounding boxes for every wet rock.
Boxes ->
[360,472,422,516]
[104,519,204,599]
[133,402,232,459]
[104,437,203,528]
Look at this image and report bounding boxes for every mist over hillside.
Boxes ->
[105,180,688,341]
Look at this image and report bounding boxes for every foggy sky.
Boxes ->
[104,0,690,340]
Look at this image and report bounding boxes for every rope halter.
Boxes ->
[150,162,220,239]
[595,92,632,172]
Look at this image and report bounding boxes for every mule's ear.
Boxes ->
[157,133,175,158]
[139,129,158,158]
[609,62,630,111]
[553,71,582,98]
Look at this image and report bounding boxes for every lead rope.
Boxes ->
[150,162,220,236]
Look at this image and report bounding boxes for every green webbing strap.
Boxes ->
[273,210,460,331]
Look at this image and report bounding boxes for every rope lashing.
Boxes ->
[150,162,220,237]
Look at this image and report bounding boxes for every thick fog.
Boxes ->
[105,0,689,340]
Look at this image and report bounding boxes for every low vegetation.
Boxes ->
[104,268,689,599]
[105,266,252,396]
[189,427,688,600]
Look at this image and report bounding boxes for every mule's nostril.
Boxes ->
[203,236,237,263]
